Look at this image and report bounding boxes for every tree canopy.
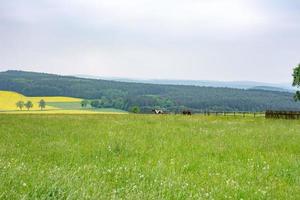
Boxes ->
[39,99,46,110]
[16,101,24,110]
[293,64,300,101]
[25,101,33,111]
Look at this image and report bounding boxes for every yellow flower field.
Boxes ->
[0,90,81,111]
[2,110,127,114]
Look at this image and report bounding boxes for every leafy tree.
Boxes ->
[25,101,33,111]
[39,99,46,110]
[81,99,89,108]
[16,101,24,110]
[102,97,112,108]
[130,106,140,114]
[90,100,100,108]
[293,64,300,101]
[112,98,125,109]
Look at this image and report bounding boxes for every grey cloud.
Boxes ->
[0,0,299,82]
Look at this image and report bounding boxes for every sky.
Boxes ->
[0,0,299,83]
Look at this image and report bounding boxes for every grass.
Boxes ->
[0,114,300,199]
[46,102,92,110]
[47,102,127,113]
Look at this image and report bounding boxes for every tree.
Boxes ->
[25,101,33,111]
[81,99,89,108]
[39,99,46,110]
[90,100,100,108]
[112,98,125,109]
[292,64,300,101]
[16,101,24,110]
[130,106,140,113]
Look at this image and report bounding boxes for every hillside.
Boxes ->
[0,90,81,111]
[76,74,295,91]
[0,70,299,112]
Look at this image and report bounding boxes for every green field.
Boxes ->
[46,102,93,110]
[46,102,127,113]
[1,114,300,199]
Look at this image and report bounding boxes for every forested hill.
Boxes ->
[0,70,299,112]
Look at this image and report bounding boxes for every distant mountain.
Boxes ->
[249,86,291,93]
[1,70,300,113]
[75,75,295,92]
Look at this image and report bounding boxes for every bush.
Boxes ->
[130,106,140,113]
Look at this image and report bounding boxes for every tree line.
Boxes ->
[80,99,141,113]
[2,70,300,113]
[16,99,46,111]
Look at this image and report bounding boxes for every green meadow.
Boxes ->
[46,102,127,113]
[0,114,300,199]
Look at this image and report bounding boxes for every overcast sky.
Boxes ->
[0,0,299,83]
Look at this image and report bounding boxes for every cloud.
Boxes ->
[0,0,299,82]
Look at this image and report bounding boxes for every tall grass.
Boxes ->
[0,114,300,199]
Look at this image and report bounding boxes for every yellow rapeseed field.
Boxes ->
[0,90,81,111]
[3,110,127,114]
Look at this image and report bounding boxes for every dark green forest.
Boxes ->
[1,70,299,113]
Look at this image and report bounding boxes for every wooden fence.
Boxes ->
[161,111,300,119]
[201,111,300,119]
[202,111,264,117]
[265,110,300,119]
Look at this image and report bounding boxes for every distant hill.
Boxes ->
[76,75,295,92]
[1,70,300,113]
[249,86,291,93]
